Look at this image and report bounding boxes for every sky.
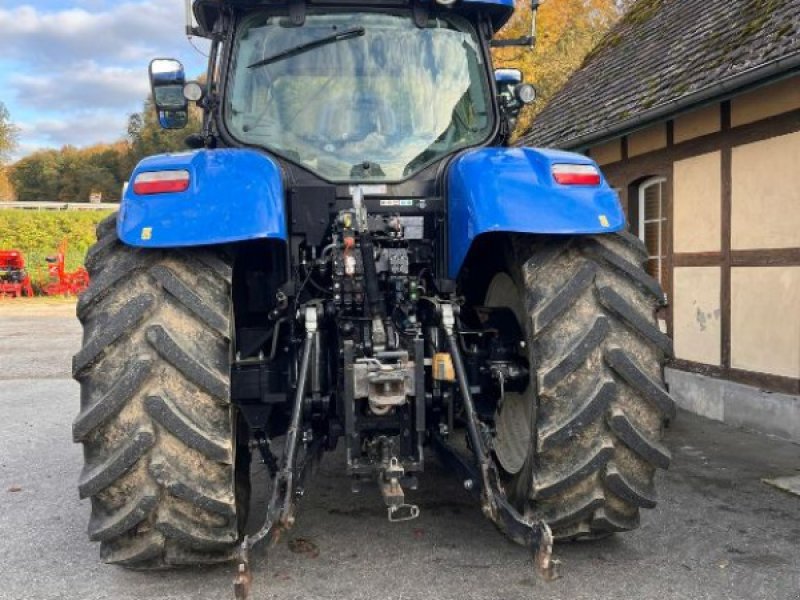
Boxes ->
[0,1,208,160]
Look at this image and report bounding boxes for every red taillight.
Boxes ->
[133,170,190,195]
[552,164,602,186]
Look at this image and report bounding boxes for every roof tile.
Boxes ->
[523,0,800,148]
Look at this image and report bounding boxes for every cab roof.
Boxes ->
[193,0,515,36]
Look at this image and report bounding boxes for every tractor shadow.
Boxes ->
[241,444,629,598]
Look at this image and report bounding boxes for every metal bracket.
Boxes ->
[287,0,306,27]
[412,0,429,28]
[440,302,456,332]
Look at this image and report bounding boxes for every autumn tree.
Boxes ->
[126,97,204,170]
[0,102,19,166]
[0,168,15,201]
[493,0,628,137]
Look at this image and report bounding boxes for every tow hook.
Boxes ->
[379,456,420,523]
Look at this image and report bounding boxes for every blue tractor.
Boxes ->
[73,0,674,589]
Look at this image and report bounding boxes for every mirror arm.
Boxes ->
[201,37,220,142]
[496,100,516,147]
[490,0,539,48]
[490,36,534,48]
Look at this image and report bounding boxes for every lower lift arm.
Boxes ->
[234,304,323,600]
[432,300,558,581]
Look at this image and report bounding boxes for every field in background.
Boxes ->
[0,209,113,291]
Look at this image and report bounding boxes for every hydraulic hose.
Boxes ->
[359,232,384,319]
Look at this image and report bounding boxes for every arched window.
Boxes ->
[638,177,667,284]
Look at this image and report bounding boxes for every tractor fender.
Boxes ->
[447,147,625,278]
[118,149,286,248]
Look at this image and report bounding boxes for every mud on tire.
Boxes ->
[488,232,675,541]
[73,213,242,567]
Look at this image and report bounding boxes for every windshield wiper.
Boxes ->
[248,27,366,69]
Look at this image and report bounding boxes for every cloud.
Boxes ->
[0,2,186,67]
[1,1,207,158]
[17,112,129,150]
[11,63,150,111]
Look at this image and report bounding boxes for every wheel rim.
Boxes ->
[485,273,533,476]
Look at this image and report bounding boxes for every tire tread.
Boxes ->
[73,216,239,568]
[505,232,672,540]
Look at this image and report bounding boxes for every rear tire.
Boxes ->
[486,233,674,540]
[73,213,243,567]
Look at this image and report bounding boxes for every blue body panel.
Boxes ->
[119,149,286,248]
[193,0,516,35]
[447,147,625,278]
[460,0,515,28]
[461,0,514,10]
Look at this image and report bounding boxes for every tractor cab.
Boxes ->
[151,0,538,184]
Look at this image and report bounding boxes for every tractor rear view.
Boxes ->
[73,0,673,590]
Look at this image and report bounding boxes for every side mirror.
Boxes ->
[495,69,537,133]
[494,69,537,105]
[495,68,523,87]
[149,58,188,130]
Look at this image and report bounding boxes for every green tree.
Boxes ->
[10,150,61,202]
[9,144,127,203]
[0,102,19,165]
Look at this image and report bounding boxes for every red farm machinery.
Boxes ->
[43,240,90,297]
[0,250,34,298]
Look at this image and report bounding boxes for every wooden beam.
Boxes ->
[731,248,800,267]
[672,252,722,267]
[720,101,732,370]
[670,359,800,396]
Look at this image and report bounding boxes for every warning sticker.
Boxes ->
[380,199,414,207]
